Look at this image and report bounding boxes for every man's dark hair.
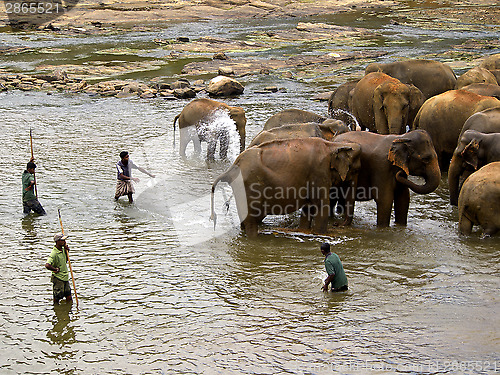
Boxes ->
[120,151,129,159]
[320,242,330,252]
[27,162,36,169]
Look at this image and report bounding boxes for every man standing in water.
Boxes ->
[115,151,155,203]
[45,233,72,305]
[320,242,348,292]
[22,160,46,216]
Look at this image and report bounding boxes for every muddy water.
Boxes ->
[1,4,500,374]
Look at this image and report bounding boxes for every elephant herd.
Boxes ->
[174,54,500,237]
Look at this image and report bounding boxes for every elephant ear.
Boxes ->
[388,138,410,175]
[318,124,336,141]
[331,145,358,181]
[461,139,481,170]
[408,85,424,122]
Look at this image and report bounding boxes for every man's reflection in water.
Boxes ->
[47,302,75,346]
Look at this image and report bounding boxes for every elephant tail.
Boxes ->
[173,114,180,147]
[210,173,226,229]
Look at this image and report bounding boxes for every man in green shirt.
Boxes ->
[22,161,46,216]
[321,242,348,292]
[45,233,72,305]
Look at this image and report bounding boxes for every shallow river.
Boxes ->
[0,3,499,374]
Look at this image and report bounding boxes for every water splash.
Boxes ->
[330,109,361,131]
[196,108,240,162]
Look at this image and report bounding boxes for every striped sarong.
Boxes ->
[115,179,135,197]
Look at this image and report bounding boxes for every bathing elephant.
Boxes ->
[348,72,424,134]
[173,98,246,160]
[210,138,361,237]
[480,53,500,71]
[334,129,441,227]
[263,109,326,130]
[458,106,500,139]
[460,83,500,100]
[412,90,500,169]
[448,130,500,206]
[458,162,500,236]
[455,67,498,89]
[365,59,456,100]
[248,120,349,147]
[327,80,359,130]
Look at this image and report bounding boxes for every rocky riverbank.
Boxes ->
[1,0,498,101]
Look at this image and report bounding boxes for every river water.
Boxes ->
[1,3,499,374]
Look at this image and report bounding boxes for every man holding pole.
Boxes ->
[22,160,46,216]
[45,233,73,305]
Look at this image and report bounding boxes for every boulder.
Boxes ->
[206,75,244,97]
[170,79,191,90]
[173,87,196,99]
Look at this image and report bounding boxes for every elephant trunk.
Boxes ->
[395,160,441,194]
[448,155,461,206]
[388,114,406,135]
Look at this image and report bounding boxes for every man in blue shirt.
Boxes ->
[115,151,155,203]
[321,242,348,292]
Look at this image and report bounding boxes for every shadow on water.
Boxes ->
[47,302,75,347]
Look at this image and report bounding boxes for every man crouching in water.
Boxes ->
[321,242,348,292]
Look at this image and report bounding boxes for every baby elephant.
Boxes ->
[458,162,500,236]
[174,98,246,160]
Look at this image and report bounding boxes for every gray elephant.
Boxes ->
[210,138,361,237]
[248,120,349,147]
[455,67,498,89]
[348,72,424,134]
[263,109,326,130]
[460,83,500,100]
[334,129,441,227]
[327,80,359,130]
[448,130,500,206]
[173,98,246,160]
[365,59,456,100]
[412,90,500,169]
[458,162,500,236]
[458,106,500,139]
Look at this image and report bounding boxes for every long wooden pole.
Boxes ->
[29,128,38,198]
[58,209,79,308]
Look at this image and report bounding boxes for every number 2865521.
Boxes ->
[5,2,60,14]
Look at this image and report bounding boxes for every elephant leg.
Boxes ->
[242,218,259,238]
[299,205,314,230]
[193,135,202,155]
[340,182,356,226]
[179,128,189,157]
[207,140,217,161]
[219,131,229,159]
[312,199,330,233]
[375,190,394,227]
[394,185,410,225]
[458,211,473,235]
